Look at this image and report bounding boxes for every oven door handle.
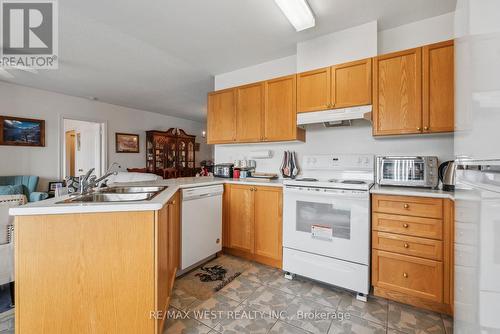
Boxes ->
[284,186,369,200]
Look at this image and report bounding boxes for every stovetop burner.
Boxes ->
[294,178,318,182]
[328,179,367,184]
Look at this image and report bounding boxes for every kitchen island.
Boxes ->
[9,176,283,334]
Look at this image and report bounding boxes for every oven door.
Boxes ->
[283,186,370,265]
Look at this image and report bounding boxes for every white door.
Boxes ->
[283,186,370,265]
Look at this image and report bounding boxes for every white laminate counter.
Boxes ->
[370,184,454,200]
[9,177,283,216]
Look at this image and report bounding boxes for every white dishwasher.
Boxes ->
[180,184,223,273]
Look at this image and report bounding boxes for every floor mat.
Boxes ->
[175,255,253,301]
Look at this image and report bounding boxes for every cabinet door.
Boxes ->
[156,205,170,333]
[253,186,283,268]
[207,89,236,144]
[331,58,372,108]
[236,82,264,142]
[168,192,180,279]
[264,75,297,141]
[297,67,331,113]
[373,48,422,136]
[227,185,254,253]
[423,40,454,133]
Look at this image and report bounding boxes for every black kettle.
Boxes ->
[438,161,456,191]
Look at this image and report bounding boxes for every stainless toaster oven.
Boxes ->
[376,156,438,188]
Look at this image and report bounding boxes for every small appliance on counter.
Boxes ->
[376,156,438,188]
[438,160,456,191]
[213,163,234,178]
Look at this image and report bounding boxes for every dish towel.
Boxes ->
[280,151,299,179]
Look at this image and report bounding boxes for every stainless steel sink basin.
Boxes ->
[102,186,166,193]
[58,192,158,204]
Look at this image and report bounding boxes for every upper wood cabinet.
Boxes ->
[297,58,372,113]
[373,47,423,136]
[423,40,454,133]
[297,67,331,112]
[208,76,304,144]
[207,89,236,144]
[373,40,454,136]
[236,82,264,142]
[264,75,303,142]
[331,58,372,109]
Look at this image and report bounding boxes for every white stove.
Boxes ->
[282,154,374,301]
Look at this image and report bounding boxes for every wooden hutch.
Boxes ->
[146,128,196,177]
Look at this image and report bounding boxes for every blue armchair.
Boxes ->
[0,176,48,202]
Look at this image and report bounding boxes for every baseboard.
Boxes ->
[374,286,453,315]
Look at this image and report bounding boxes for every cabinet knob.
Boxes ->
[403,204,409,209]
[404,243,409,248]
[424,126,429,131]
[403,223,409,228]
[417,127,421,131]
[403,272,408,278]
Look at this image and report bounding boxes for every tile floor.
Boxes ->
[165,256,454,334]
[0,255,454,334]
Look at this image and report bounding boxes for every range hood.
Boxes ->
[297,105,372,126]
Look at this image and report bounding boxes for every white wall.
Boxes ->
[214,55,297,90]
[297,21,377,72]
[214,122,454,175]
[378,12,455,54]
[213,17,455,176]
[0,82,212,191]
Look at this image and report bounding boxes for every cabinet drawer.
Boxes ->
[372,194,443,219]
[372,231,443,260]
[372,250,443,302]
[372,212,443,240]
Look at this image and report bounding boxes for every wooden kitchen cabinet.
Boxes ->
[373,47,423,136]
[331,58,372,109]
[373,40,454,136]
[236,82,264,142]
[297,67,331,113]
[226,184,254,253]
[371,194,454,315]
[254,186,283,268]
[423,40,454,133]
[15,191,181,334]
[207,88,236,144]
[223,184,283,268]
[264,75,305,142]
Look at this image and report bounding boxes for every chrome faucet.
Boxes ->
[74,163,121,195]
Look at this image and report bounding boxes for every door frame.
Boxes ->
[58,115,108,180]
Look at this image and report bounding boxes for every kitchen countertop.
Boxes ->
[9,176,283,216]
[370,184,454,200]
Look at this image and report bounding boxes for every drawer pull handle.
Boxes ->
[404,243,409,248]
[403,272,408,278]
[403,204,409,209]
[403,223,409,228]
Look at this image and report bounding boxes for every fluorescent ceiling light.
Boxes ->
[274,0,315,32]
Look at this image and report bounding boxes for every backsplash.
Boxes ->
[214,120,454,177]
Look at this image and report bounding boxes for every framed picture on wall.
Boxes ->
[0,115,45,147]
[115,132,139,153]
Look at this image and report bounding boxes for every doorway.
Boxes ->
[61,118,106,179]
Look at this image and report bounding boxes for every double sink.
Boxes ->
[58,186,167,204]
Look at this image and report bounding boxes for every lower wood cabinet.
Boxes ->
[223,184,283,268]
[371,194,454,315]
[15,192,181,334]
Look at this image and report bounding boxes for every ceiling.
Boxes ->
[1,0,457,122]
